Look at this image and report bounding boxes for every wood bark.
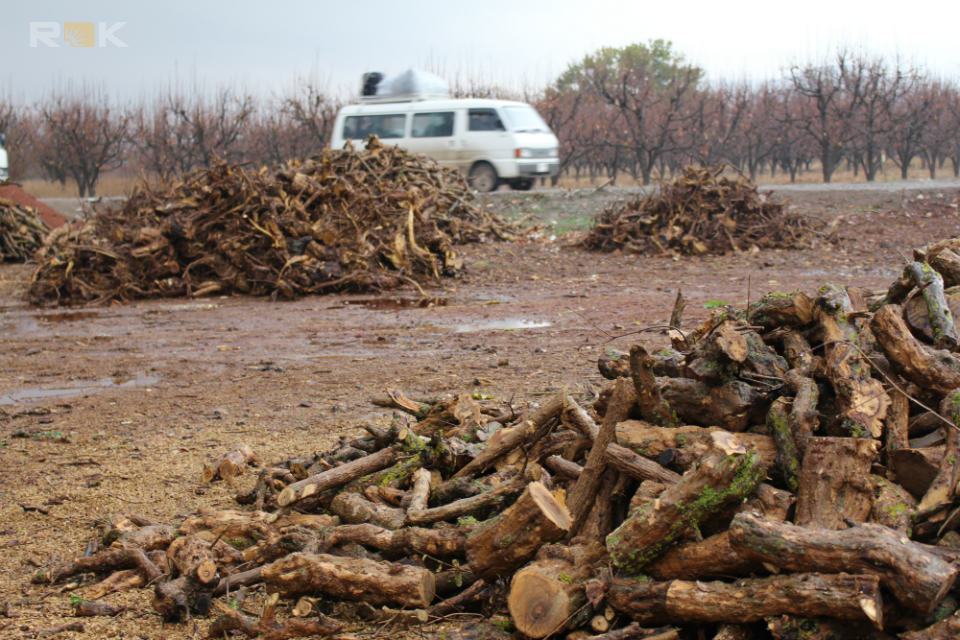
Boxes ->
[507,543,605,638]
[885,387,911,453]
[607,574,883,627]
[795,436,877,529]
[889,446,944,499]
[167,535,220,585]
[329,491,406,529]
[728,511,958,614]
[900,612,960,640]
[545,454,583,479]
[748,291,815,329]
[202,444,257,483]
[615,421,776,471]
[567,378,636,534]
[658,377,760,432]
[869,475,916,534]
[277,446,398,507]
[816,285,889,438]
[43,546,162,585]
[317,523,466,558]
[871,305,960,395]
[767,397,800,492]
[404,467,431,513]
[646,485,793,580]
[906,261,959,350]
[917,391,960,516]
[261,552,435,608]
[630,346,676,425]
[784,370,819,454]
[605,443,681,484]
[605,449,765,573]
[406,477,525,526]
[466,481,572,579]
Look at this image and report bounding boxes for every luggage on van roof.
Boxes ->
[360,69,450,103]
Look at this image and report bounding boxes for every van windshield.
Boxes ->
[501,106,551,133]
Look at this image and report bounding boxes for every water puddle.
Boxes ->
[452,318,552,333]
[0,373,161,406]
[339,297,448,310]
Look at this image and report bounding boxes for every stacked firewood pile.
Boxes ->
[0,197,48,262]
[28,137,515,306]
[583,166,822,255]
[33,239,960,639]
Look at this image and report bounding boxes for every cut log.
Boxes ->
[74,601,124,617]
[767,397,800,492]
[113,524,177,551]
[605,448,765,573]
[403,467,431,513]
[82,569,144,600]
[782,330,815,373]
[585,624,679,640]
[167,535,220,585]
[507,543,605,638]
[766,616,884,640]
[630,346,676,426]
[563,397,600,440]
[712,625,752,640]
[658,377,761,432]
[795,436,877,529]
[889,447,944,499]
[277,446,398,507]
[329,492,406,529]
[567,378,636,534]
[885,386,911,454]
[261,552,435,608]
[646,485,793,580]
[202,444,258,483]
[872,304,960,395]
[607,573,883,627]
[605,443,681,485]
[318,523,466,557]
[728,511,958,614]
[153,575,209,622]
[545,454,583,479]
[748,291,815,329]
[869,475,916,534]
[615,421,776,471]
[900,611,960,640]
[406,477,525,526]
[816,284,889,438]
[784,370,819,454]
[42,546,162,585]
[917,391,960,516]
[906,261,959,350]
[466,481,572,579]
[450,394,564,479]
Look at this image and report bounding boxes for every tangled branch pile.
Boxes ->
[583,166,821,255]
[0,198,48,262]
[35,240,960,639]
[28,137,515,305]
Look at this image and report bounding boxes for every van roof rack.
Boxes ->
[359,69,450,103]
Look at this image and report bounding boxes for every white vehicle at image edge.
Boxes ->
[330,70,560,192]
[0,132,8,182]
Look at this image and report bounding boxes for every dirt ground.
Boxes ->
[0,186,958,638]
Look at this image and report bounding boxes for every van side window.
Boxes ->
[468,109,505,132]
[411,112,455,138]
[343,114,407,140]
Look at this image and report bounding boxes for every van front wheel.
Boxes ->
[468,162,498,193]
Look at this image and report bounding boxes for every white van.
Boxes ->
[0,133,8,182]
[330,71,559,192]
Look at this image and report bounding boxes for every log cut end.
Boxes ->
[508,566,577,638]
[529,481,573,532]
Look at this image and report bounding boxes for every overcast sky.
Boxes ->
[2,0,959,103]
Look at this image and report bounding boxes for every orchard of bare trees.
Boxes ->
[3,43,960,195]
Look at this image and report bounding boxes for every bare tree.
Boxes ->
[38,89,130,197]
[281,82,340,151]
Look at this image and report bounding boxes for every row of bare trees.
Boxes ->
[3,45,960,195]
[535,44,960,185]
[0,84,340,196]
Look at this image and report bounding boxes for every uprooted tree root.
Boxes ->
[28,137,517,306]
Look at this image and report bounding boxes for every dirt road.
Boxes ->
[0,186,957,637]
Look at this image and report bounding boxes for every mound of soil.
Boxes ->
[0,183,66,228]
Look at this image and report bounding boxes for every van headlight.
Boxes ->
[514,148,533,159]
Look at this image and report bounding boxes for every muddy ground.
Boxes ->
[1,186,958,638]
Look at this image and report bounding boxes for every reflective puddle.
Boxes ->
[0,373,161,405]
[452,318,552,333]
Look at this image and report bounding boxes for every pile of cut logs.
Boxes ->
[34,239,960,639]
